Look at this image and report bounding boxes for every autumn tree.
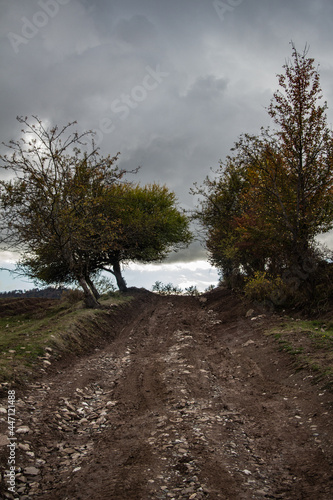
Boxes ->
[191,158,249,283]
[252,43,333,270]
[194,44,333,294]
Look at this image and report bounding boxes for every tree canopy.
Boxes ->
[95,182,192,289]
[193,44,333,303]
[0,116,192,307]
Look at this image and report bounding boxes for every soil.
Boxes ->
[0,287,333,499]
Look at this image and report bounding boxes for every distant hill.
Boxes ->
[0,286,67,299]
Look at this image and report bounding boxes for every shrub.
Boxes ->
[184,285,200,296]
[244,271,289,305]
[152,281,182,295]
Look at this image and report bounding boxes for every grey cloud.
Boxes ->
[164,241,208,264]
[114,15,159,49]
[1,0,333,278]
[184,75,229,101]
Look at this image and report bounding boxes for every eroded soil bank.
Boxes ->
[1,288,332,499]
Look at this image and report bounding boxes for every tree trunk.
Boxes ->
[86,275,100,300]
[112,261,127,292]
[78,277,100,308]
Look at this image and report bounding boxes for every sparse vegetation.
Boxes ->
[0,292,133,384]
[267,318,333,388]
[151,281,201,296]
[184,285,200,296]
[151,281,183,295]
[244,271,290,306]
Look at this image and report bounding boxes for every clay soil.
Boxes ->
[1,288,333,499]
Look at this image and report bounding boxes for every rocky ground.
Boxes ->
[0,288,332,499]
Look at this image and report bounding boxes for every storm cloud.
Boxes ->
[1,0,333,290]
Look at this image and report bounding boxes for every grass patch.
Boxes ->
[0,293,133,386]
[267,318,333,389]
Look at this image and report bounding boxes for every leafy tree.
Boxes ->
[192,158,249,282]
[240,44,333,270]
[28,182,192,292]
[194,44,333,295]
[1,116,192,305]
[96,183,192,291]
[0,116,125,307]
[17,183,192,296]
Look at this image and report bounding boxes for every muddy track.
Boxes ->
[1,288,333,499]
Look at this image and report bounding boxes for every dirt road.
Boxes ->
[1,288,333,499]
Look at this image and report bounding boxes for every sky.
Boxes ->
[1,0,333,292]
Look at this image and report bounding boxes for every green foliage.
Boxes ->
[192,160,248,278]
[151,282,202,296]
[151,281,183,295]
[100,182,192,265]
[193,44,333,307]
[267,319,333,387]
[0,116,123,307]
[0,117,192,306]
[94,276,116,295]
[244,272,288,304]
[184,285,200,296]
